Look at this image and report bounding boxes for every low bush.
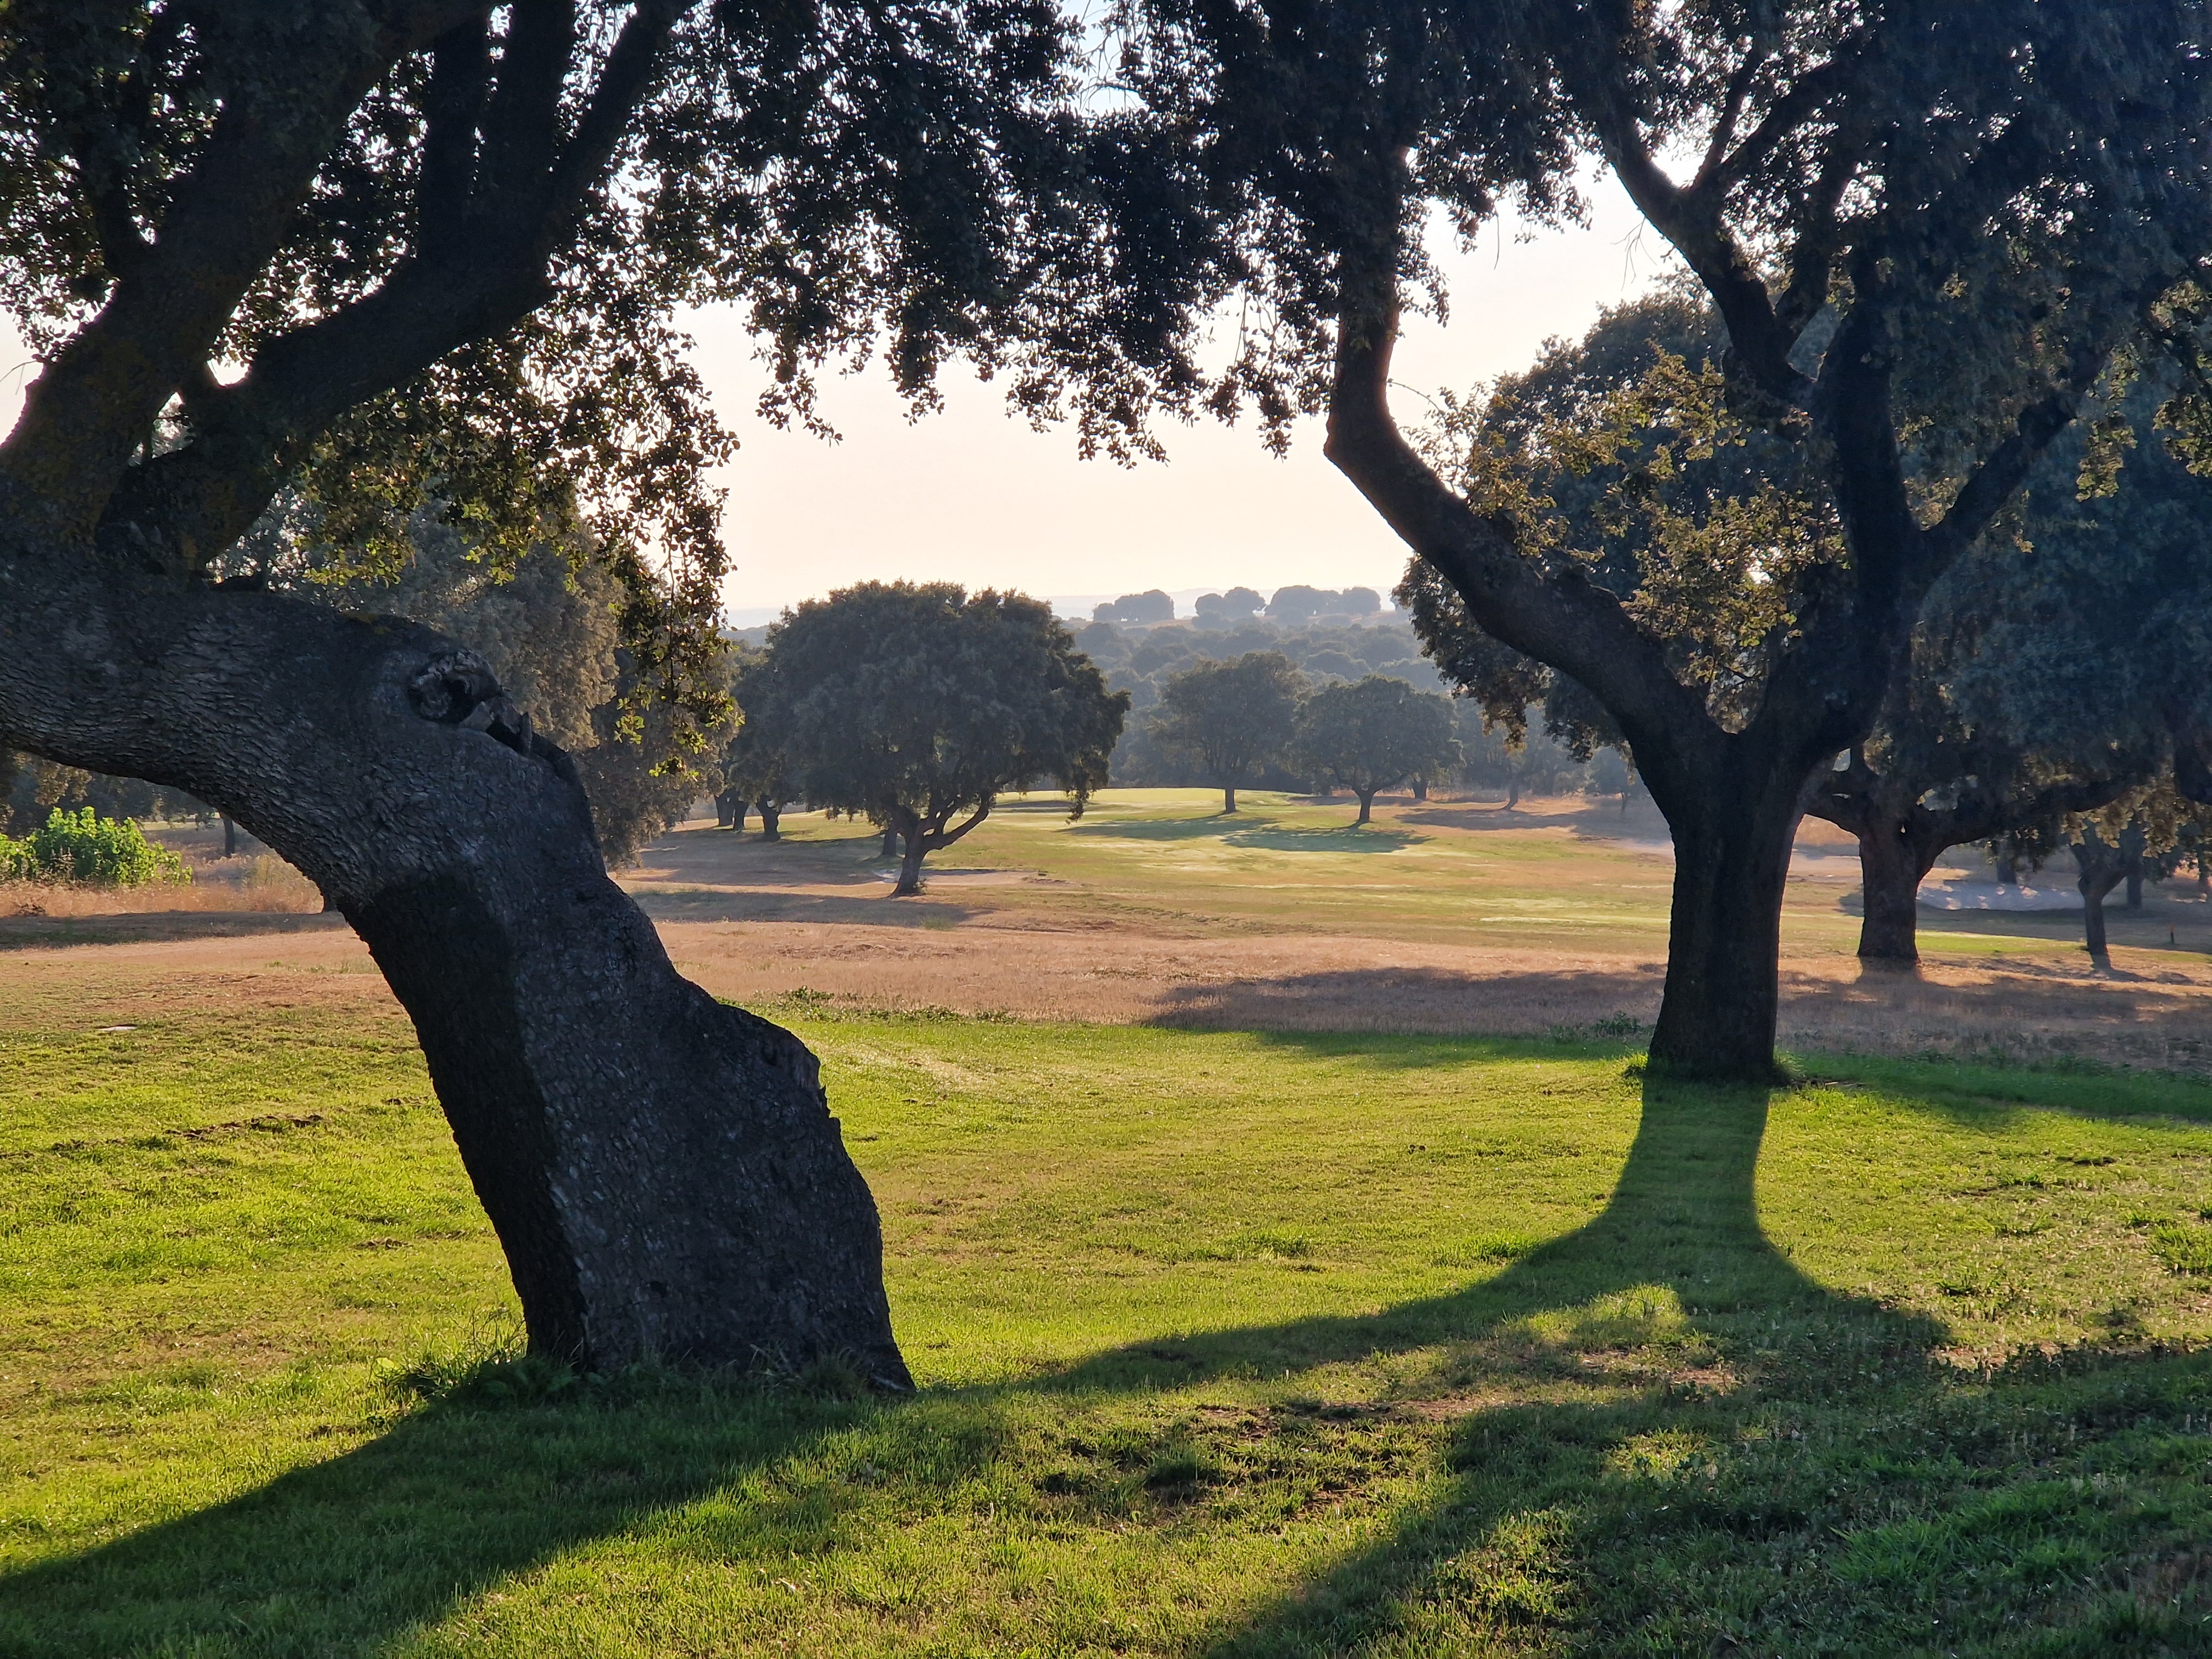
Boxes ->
[0,806,189,887]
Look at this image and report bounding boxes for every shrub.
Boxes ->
[0,807,189,887]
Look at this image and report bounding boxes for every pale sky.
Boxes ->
[701,171,1670,620]
[0,172,1671,622]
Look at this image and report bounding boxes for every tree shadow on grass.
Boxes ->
[0,1078,1947,1656]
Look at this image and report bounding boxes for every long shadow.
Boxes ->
[1067,812,1418,853]
[0,1077,1937,1655]
[628,889,984,928]
[1145,964,1662,1037]
[1056,1074,1934,1395]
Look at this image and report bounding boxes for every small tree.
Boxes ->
[1147,652,1305,812]
[758,584,1127,894]
[1294,676,1461,825]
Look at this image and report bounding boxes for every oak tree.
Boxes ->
[1101,0,2212,1077]
[1146,650,1304,812]
[1292,674,1460,825]
[749,582,1126,894]
[0,0,1157,1378]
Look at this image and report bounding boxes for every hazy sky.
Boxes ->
[703,171,1671,620]
[0,171,1672,622]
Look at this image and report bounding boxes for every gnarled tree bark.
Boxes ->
[0,0,909,1380]
[0,566,907,1381]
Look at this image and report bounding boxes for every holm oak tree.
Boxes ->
[0,0,1168,1378]
[1097,0,2212,1076]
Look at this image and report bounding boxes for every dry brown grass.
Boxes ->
[7,791,2212,1076]
[0,851,320,921]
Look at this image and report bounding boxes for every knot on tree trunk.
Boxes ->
[408,650,580,784]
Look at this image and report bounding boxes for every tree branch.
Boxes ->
[0,2,486,546]
[1321,232,1720,803]
[85,0,688,572]
[419,17,494,259]
[935,801,993,849]
[1557,22,1814,408]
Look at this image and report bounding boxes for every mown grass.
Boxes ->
[4,1004,2212,1654]
[696,788,2212,966]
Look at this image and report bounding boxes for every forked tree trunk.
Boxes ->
[1646,775,1803,1081]
[1354,786,1376,825]
[0,578,907,1383]
[1854,816,1932,964]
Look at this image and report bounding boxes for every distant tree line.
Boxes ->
[1090,585,1383,627]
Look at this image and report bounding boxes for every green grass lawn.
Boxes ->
[4,1000,2212,1655]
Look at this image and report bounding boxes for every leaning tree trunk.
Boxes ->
[1645,770,1806,1082]
[1854,815,1930,964]
[0,576,907,1383]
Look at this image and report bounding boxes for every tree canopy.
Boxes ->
[1293,675,1460,825]
[746,582,1126,894]
[0,0,1188,1377]
[1090,0,2212,1076]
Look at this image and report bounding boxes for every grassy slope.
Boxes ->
[4,1001,2212,1654]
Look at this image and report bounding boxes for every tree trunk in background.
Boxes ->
[1854,816,1928,964]
[2126,866,2145,909]
[1222,784,1238,813]
[1411,777,1427,801]
[893,818,930,895]
[757,801,780,841]
[1996,849,2019,886]
[2074,837,2132,968]
[0,579,907,1382]
[1354,786,1376,825]
[731,799,749,834]
[1645,776,1802,1081]
[881,825,900,858]
[221,813,237,858]
[1504,776,1520,810]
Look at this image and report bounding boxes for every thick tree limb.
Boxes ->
[81,1,686,574]
[1322,242,1718,805]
